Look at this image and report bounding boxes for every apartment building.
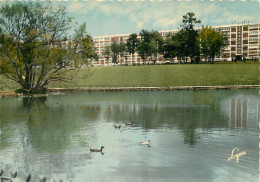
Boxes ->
[59,22,260,66]
[211,22,260,60]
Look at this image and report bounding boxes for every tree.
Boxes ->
[79,35,98,66]
[118,42,126,65]
[0,2,95,93]
[163,33,177,61]
[136,41,146,65]
[172,30,189,63]
[110,42,120,65]
[103,46,111,65]
[124,54,128,66]
[150,31,164,64]
[198,26,226,63]
[126,33,139,65]
[138,30,153,64]
[180,12,201,63]
[181,12,201,31]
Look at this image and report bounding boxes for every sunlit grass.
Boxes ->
[0,76,20,92]
[0,63,259,92]
[50,63,259,88]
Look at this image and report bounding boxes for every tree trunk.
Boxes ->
[131,54,133,65]
[211,55,215,64]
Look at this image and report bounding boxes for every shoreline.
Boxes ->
[0,85,259,97]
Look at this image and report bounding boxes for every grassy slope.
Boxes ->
[0,75,20,92]
[0,63,258,92]
[50,63,259,88]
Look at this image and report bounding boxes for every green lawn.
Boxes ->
[0,63,259,92]
[0,75,20,92]
[50,63,259,88]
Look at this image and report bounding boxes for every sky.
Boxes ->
[2,0,260,37]
[55,0,260,37]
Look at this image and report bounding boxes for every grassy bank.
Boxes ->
[0,63,259,92]
[50,63,259,88]
[0,76,20,92]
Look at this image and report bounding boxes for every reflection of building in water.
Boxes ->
[221,95,259,129]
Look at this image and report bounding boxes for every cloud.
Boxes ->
[155,18,180,28]
[67,1,98,14]
[66,1,260,35]
[137,22,144,29]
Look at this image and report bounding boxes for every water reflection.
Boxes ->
[0,89,258,182]
[220,95,259,130]
[22,97,47,109]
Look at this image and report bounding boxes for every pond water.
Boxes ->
[0,89,259,182]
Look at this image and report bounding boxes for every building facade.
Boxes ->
[92,22,260,66]
[212,22,260,60]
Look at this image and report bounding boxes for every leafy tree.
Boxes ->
[118,42,126,65]
[181,12,201,31]
[137,29,163,65]
[198,26,226,63]
[0,2,95,93]
[136,42,146,65]
[103,46,111,65]
[150,31,164,64]
[163,33,177,61]
[180,12,201,63]
[110,42,120,65]
[139,30,152,43]
[79,35,98,66]
[126,33,139,64]
[137,29,153,64]
[172,30,189,63]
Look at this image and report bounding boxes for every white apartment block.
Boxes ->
[54,22,260,66]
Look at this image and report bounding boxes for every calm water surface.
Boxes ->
[0,89,259,182]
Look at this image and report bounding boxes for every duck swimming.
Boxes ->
[125,122,134,126]
[90,146,104,152]
[114,125,121,129]
[139,140,150,145]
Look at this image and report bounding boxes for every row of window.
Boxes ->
[249,31,259,34]
[224,44,259,48]
[231,38,243,41]
[93,37,112,42]
[228,38,258,42]
[249,25,258,28]
[224,49,260,52]
[230,31,259,35]
[94,42,112,46]
[221,27,230,30]
[248,44,258,47]
[229,49,260,52]
[249,38,258,42]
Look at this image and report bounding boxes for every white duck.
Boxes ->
[139,140,150,145]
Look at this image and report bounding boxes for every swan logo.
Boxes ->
[228,148,247,163]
